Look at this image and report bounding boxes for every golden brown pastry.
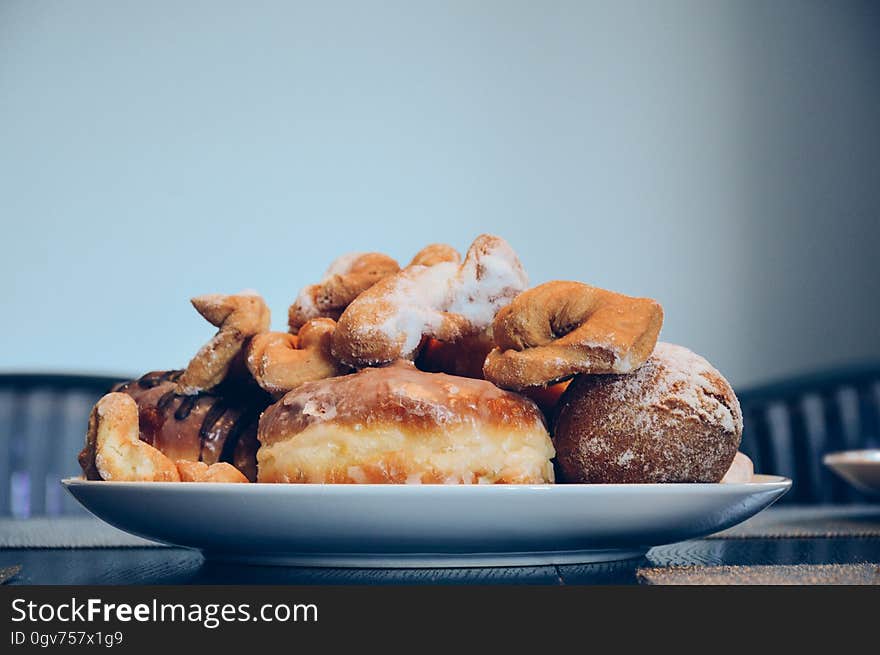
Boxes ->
[257,360,555,484]
[484,281,663,391]
[332,234,529,368]
[554,343,742,483]
[287,252,401,332]
[408,243,461,267]
[79,393,180,482]
[176,460,249,483]
[246,319,349,396]
[176,292,271,395]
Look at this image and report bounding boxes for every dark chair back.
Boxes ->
[738,365,880,504]
[0,374,127,517]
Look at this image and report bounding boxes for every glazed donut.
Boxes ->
[553,342,742,483]
[408,243,461,267]
[257,360,555,484]
[176,460,248,483]
[332,234,528,367]
[484,281,663,391]
[177,292,271,395]
[288,252,400,332]
[246,319,349,396]
[78,370,269,481]
[79,393,180,482]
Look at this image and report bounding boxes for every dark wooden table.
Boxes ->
[2,537,878,585]
[3,505,879,585]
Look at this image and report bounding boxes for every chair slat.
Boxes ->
[856,381,880,449]
[822,389,854,503]
[21,390,55,518]
[58,391,96,515]
[738,406,762,473]
[766,403,797,500]
[0,391,14,516]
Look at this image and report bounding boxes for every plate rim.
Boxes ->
[61,474,791,492]
[60,475,791,567]
[823,449,880,465]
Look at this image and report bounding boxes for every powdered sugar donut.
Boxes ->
[332,234,529,367]
[554,342,742,483]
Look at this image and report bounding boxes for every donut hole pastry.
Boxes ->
[484,281,663,391]
[177,292,271,395]
[288,252,401,332]
[79,369,270,481]
[257,360,555,484]
[332,234,529,367]
[554,343,742,484]
[246,319,349,397]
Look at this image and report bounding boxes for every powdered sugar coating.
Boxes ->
[608,342,742,434]
[291,253,368,323]
[323,252,368,279]
[554,342,742,483]
[333,234,528,366]
[373,262,460,356]
[288,252,401,331]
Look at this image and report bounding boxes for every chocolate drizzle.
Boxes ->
[108,370,268,480]
[173,395,198,421]
[198,399,228,462]
[156,390,176,411]
[219,407,260,465]
[199,400,228,440]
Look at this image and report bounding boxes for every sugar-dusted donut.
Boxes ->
[553,343,742,483]
[484,281,663,391]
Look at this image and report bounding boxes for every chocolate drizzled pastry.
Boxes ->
[78,370,271,481]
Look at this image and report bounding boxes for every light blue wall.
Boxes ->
[2,1,878,386]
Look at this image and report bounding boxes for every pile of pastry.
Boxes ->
[78,234,752,485]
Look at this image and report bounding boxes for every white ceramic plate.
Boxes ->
[63,476,790,567]
[824,450,880,495]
